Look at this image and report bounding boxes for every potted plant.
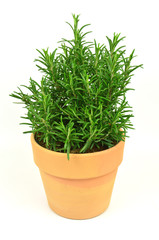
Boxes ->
[10,14,142,219]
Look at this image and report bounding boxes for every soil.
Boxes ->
[35,133,118,154]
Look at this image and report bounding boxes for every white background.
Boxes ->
[0,0,159,239]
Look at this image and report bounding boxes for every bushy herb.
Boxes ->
[10,14,142,160]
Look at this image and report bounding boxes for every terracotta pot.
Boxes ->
[31,133,125,219]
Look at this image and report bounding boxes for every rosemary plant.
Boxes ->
[10,14,142,159]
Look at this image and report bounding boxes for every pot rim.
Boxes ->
[31,133,125,179]
[31,133,124,157]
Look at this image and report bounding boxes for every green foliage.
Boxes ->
[10,14,143,160]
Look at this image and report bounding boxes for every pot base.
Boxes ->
[48,202,109,220]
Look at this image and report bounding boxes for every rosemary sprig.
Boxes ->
[10,14,143,160]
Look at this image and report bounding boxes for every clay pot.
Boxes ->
[31,133,125,219]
